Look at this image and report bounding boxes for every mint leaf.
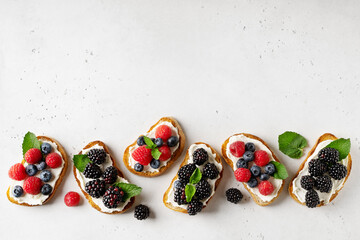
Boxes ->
[22,131,41,157]
[73,154,91,172]
[278,131,307,159]
[189,168,202,184]
[113,182,142,201]
[185,184,196,202]
[143,136,157,149]
[325,138,351,160]
[151,148,162,160]
[271,161,288,179]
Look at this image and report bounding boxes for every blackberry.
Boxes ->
[203,163,219,179]
[103,186,124,208]
[318,147,339,165]
[83,163,102,179]
[102,166,118,184]
[177,164,196,183]
[195,179,211,200]
[87,149,106,165]
[300,175,315,190]
[134,204,150,220]
[328,163,347,180]
[225,188,243,204]
[174,187,187,205]
[187,199,203,216]
[308,159,327,177]
[85,179,106,198]
[315,175,332,193]
[193,148,208,166]
[305,189,320,208]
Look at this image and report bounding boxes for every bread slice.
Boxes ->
[7,136,68,206]
[221,133,285,206]
[73,140,134,214]
[163,142,223,213]
[289,133,352,207]
[123,117,185,177]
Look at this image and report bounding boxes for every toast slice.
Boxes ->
[163,142,223,214]
[123,117,185,177]
[289,133,352,207]
[7,136,68,206]
[73,141,135,214]
[221,133,285,206]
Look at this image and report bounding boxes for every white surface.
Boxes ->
[0,1,359,239]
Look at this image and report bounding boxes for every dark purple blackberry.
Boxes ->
[85,179,106,198]
[102,166,118,184]
[102,186,124,208]
[193,148,208,166]
[225,188,243,204]
[177,164,196,183]
[87,149,107,165]
[202,163,219,179]
[174,186,187,205]
[134,204,150,220]
[195,179,211,200]
[318,147,339,165]
[187,199,203,216]
[328,163,347,180]
[315,175,332,193]
[308,159,327,177]
[83,163,102,179]
[305,189,320,208]
[300,175,315,190]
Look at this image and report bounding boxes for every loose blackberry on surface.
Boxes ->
[85,179,106,198]
[318,147,339,165]
[305,189,320,208]
[178,164,196,183]
[83,163,102,179]
[225,188,243,204]
[308,159,327,177]
[328,163,347,180]
[134,204,150,220]
[300,175,315,190]
[103,186,124,209]
[87,149,107,165]
[315,175,332,193]
[102,166,118,184]
[193,148,208,165]
[203,163,219,179]
[187,199,203,216]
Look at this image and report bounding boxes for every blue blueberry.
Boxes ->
[150,138,156,143]
[250,165,261,177]
[137,136,146,146]
[12,185,23,197]
[173,180,184,189]
[260,173,270,181]
[154,138,163,147]
[167,136,179,147]
[243,151,254,162]
[265,163,276,175]
[247,177,258,188]
[245,142,255,152]
[236,159,248,169]
[41,184,52,195]
[41,142,52,154]
[36,161,47,171]
[150,159,160,169]
[26,164,38,176]
[40,170,52,182]
[134,163,144,172]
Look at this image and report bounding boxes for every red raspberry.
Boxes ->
[23,177,42,195]
[25,148,42,164]
[229,141,245,158]
[258,180,274,196]
[132,146,152,165]
[155,125,172,141]
[254,150,269,167]
[158,146,171,161]
[64,191,81,207]
[234,168,251,182]
[46,152,63,168]
[8,163,27,180]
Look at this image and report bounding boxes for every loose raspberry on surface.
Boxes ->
[254,150,269,167]
[25,148,42,164]
[229,141,245,158]
[8,163,27,181]
[23,177,42,195]
[158,145,171,161]
[64,192,81,207]
[258,180,274,196]
[45,152,62,168]
[234,168,251,182]
[155,125,172,141]
[132,146,152,165]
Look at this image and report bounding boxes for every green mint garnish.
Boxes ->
[113,182,142,201]
[143,136,162,160]
[278,131,307,159]
[22,131,41,157]
[73,154,91,172]
[325,138,351,160]
[184,167,202,202]
[271,161,288,180]
[185,184,196,202]
[189,168,202,185]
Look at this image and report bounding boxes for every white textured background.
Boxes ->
[1,1,359,239]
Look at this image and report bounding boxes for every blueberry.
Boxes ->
[41,142,52,154]
[167,136,179,147]
[243,151,254,162]
[250,165,261,177]
[134,163,144,172]
[12,185,23,197]
[40,170,52,182]
[245,142,255,152]
[137,136,146,146]
[36,161,47,171]
[26,164,38,176]
[154,138,163,147]
[247,177,258,188]
[150,159,160,169]
[265,163,276,175]
[173,180,184,189]
[260,173,270,181]
[41,184,52,195]
[150,138,156,143]
[236,159,248,169]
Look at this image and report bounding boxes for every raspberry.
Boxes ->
[234,168,251,182]
[25,148,42,164]
[258,180,274,196]
[45,152,62,168]
[8,163,27,180]
[23,177,42,195]
[254,150,269,167]
[158,145,171,161]
[155,125,172,141]
[131,146,152,165]
[64,192,81,206]
[229,141,245,158]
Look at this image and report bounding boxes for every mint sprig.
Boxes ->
[271,161,288,179]
[325,138,351,160]
[278,131,307,159]
[73,154,91,172]
[184,168,202,202]
[143,136,162,160]
[113,182,142,201]
[22,131,41,157]
[185,184,196,202]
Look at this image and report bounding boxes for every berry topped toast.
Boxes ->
[123,117,185,177]
[7,132,68,206]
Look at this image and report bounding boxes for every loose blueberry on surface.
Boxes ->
[245,142,256,152]
[41,184,52,195]
[35,161,47,171]
[150,159,160,169]
[167,136,179,147]
[41,142,52,155]
[250,165,261,177]
[265,163,276,175]
[40,170,52,182]
[154,138,163,147]
[247,177,258,188]
[12,185,23,197]
[243,151,254,162]
[260,173,270,181]
[236,159,248,169]
[137,136,146,146]
[26,164,38,176]
[173,180,184,189]
[134,163,144,172]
